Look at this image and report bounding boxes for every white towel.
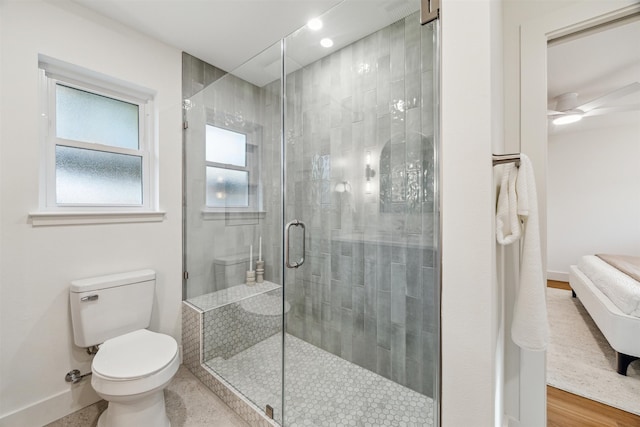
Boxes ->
[496,154,549,351]
[496,163,520,245]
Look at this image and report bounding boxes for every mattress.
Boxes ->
[578,255,640,317]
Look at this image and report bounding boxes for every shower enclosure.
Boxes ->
[183,0,440,425]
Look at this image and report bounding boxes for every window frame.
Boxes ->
[36,57,159,217]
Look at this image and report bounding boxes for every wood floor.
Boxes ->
[546,280,640,426]
[547,386,640,427]
[547,279,572,291]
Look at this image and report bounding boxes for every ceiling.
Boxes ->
[231,0,421,86]
[71,0,420,85]
[72,0,342,74]
[547,16,640,134]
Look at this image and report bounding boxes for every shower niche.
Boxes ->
[182,1,440,425]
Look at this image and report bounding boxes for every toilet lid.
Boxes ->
[93,329,178,380]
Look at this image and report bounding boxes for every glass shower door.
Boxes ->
[183,44,285,422]
[282,0,440,425]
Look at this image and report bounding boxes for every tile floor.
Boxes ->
[46,365,249,427]
[207,334,434,426]
[48,335,435,426]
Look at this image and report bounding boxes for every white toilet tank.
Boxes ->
[70,269,156,348]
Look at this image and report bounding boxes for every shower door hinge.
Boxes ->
[421,0,440,24]
[183,271,189,280]
[183,121,188,129]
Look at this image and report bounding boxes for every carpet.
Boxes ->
[546,287,640,415]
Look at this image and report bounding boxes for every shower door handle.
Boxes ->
[285,219,306,269]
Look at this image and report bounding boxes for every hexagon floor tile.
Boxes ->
[206,334,434,426]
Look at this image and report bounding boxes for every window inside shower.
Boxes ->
[204,124,262,211]
[182,0,440,425]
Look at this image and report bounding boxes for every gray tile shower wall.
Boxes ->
[283,13,438,397]
[182,52,227,100]
[258,79,283,286]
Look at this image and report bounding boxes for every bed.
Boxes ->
[569,254,640,375]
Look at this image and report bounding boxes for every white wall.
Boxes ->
[502,2,580,426]
[548,122,640,280]
[440,0,503,425]
[0,1,182,425]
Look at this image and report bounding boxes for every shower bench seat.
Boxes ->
[182,282,284,427]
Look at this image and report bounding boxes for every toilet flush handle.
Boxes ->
[80,294,99,302]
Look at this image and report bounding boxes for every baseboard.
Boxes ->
[0,381,100,427]
[547,271,569,282]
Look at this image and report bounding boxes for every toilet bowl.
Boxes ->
[92,329,180,427]
[69,270,179,427]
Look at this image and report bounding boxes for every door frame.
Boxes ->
[517,1,640,426]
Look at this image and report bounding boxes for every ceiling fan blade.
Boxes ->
[577,82,640,112]
[547,109,564,116]
[583,104,640,117]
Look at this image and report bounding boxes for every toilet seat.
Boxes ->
[91,329,179,397]
[93,329,178,380]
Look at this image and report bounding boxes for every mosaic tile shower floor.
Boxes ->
[206,333,434,426]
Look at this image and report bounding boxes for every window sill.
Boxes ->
[28,210,166,227]
[201,209,266,221]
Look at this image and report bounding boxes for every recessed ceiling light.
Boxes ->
[320,38,334,48]
[307,18,323,31]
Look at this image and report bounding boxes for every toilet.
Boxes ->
[70,270,179,427]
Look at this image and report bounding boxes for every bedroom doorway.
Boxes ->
[515,1,640,424]
[545,13,640,418]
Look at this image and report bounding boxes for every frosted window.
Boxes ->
[56,146,142,205]
[206,125,246,166]
[206,167,249,207]
[56,84,139,150]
